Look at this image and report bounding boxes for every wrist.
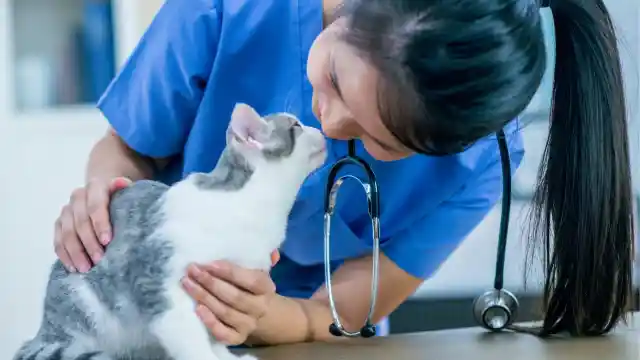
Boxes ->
[245,294,286,346]
[246,294,338,346]
[246,294,318,346]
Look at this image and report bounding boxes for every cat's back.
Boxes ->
[110,179,169,212]
[100,179,171,262]
[81,180,175,329]
[109,179,169,233]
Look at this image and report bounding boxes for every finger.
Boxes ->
[54,220,76,272]
[271,250,280,267]
[182,277,256,335]
[86,181,113,245]
[71,189,104,264]
[181,273,218,306]
[188,265,265,318]
[60,205,92,273]
[196,305,245,346]
[202,261,276,295]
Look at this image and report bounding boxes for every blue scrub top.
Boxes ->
[98,0,524,301]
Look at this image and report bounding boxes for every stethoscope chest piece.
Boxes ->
[472,288,519,331]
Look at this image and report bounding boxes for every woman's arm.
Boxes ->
[87,0,221,184]
[84,128,171,184]
[248,252,423,345]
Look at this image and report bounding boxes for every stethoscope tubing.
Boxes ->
[324,131,515,337]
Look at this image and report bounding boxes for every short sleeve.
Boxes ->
[382,143,525,280]
[97,0,220,158]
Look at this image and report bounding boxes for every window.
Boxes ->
[10,0,116,112]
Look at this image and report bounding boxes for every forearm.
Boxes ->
[247,254,423,346]
[246,295,340,346]
[85,128,167,183]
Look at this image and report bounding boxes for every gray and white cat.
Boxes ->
[13,103,328,360]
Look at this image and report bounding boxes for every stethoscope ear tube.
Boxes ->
[324,140,380,337]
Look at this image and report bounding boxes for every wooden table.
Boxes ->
[241,313,638,360]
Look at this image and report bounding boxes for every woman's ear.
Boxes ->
[228,103,269,150]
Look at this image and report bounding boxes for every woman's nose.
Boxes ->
[318,101,359,140]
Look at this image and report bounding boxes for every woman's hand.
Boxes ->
[181,250,280,345]
[54,177,132,272]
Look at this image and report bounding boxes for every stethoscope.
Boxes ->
[323,139,380,338]
[323,130,517,337]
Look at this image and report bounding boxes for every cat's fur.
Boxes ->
[13,103,327,360]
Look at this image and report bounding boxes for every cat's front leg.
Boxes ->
[151,291,221,360]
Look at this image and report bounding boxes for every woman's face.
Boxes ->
[307,18,413,161]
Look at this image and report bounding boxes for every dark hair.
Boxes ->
[341,0,635,336]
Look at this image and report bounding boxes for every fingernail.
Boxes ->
[100,232,111,245]
[114,177,132,187]
[79,263,90,273]
[93,252,103,263]
[67,265,76,273]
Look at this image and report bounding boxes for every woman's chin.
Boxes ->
[364,144,413,162]
[320,127,352,141]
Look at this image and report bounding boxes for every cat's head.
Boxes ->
[226,103,327,178]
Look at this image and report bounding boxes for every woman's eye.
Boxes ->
[329,72,339,93]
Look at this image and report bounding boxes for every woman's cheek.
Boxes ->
[319,112,345,139]
[320,113,357,141]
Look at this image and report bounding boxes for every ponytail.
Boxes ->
[528,0,634,336]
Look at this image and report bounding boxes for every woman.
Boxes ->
[53,0,634,346]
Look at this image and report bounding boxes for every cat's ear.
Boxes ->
[228,103,269,150]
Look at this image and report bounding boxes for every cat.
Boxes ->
[13,103,328,360]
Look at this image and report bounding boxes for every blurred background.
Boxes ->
[0,1,637,357]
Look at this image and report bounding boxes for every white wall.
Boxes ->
[0,1,637,358]
[0,1,161,357]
